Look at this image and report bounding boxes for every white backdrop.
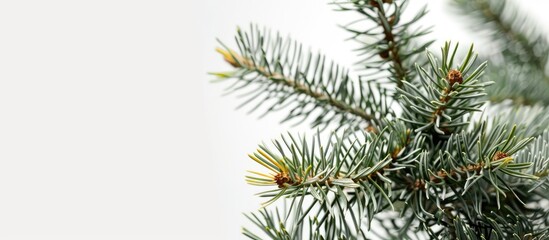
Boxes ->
[0,1,547,239]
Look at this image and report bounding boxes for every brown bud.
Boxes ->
[369,0,380,8]
[369,0,393,8]
[413,179,425,190]
[492,151,509,161]
[447,69,463,85]
[388,15,396,25]
[365,125,378,133]
[379,49,390,59]
[274,172,294,188]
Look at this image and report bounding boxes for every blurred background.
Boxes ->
[0,0,547,239]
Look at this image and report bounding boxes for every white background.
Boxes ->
[0,1,547,239]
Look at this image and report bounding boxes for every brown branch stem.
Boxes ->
[373,3,408,88]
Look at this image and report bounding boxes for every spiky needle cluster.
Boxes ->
[210,0,549,239]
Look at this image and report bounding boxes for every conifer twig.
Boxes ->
[370,1,408,87]
[216,48,376,123]
[212,25,392,130]
[335,0,433,88]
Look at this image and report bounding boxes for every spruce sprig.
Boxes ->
[452,0,549,105]
[210,0,549,239]
[212,25,392,131]
[334,0,433,88]
[398,43,492,137]
[238,47,547,239]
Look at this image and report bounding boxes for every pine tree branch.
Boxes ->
[457,0,548,76]
[398,43,492,137]
[207,2,549,238]
[484,65,549,106]
[412,150,530,191]
[213,25,392,130]
[515,130,549,192]
[245,130,393,205]
[451,0,549,106]
[483,102,549,139]
[216,48,376,123]
[371,1,408,87]
[234,40,546,238]
[334,0,433,88]
[387,122,542,238]
[242,120,426,239]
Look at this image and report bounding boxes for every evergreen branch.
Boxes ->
[444,124,549,239]
[427,162,484,185]
[516,131,549,193]
[242,206,301,240]
[451,0,549,106]
[452,0,548,74]
[483,102,549,138]
[429,123,536,195]
[215,48,373,123]
[397,42,492,137]
[388,122,541,238]
[454,208,549,240]
[424,122,538,187]
[243,203,357,240]
[246,130,392,207]
[245,120,420,232]
[213,25,391,130]
[367,212,430,239]
[484,66,549,106]
[237,42,545,239]
[334,0,433,88]
[208,2,549,239]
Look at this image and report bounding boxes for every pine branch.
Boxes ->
[411,123,545,238]
[454,209,549,240]
[515,130,549,193]
[244,120,422,234]
[484,65,549,106]
[452,0,548,73]
[212,25,392,130]
[334,0,433,88]
[367,211,429,239]
[208,1,549,238]
[451,0,549,106]
[397,42,492,137]
[246,129,392,206]
[483,102,549,138]
[243,119,544,238]
[243,203,358,240]
[239,42,546,239]
[215,48,373,123]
